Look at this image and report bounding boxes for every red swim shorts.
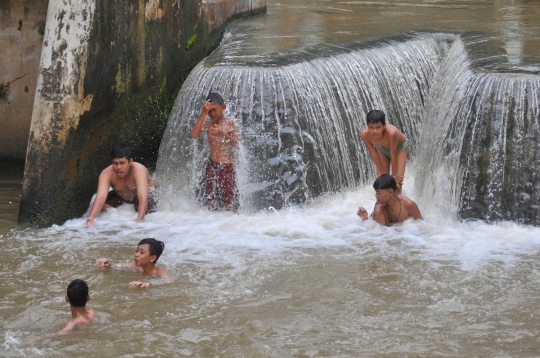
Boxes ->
[205,159,237,207]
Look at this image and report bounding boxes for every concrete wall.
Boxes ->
[0,0,48,162]
[19,0,266,226]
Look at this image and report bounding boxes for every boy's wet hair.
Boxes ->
[138,238,165,263]
[366,110,386,125]
[373,174,397,191]
[67,279,88,307]
[111,144,133,160]
[206,92,225,105]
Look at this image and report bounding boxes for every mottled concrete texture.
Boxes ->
[0,0,49,162]
[19,0,266,226]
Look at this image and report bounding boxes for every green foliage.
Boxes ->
[185,33,197,51]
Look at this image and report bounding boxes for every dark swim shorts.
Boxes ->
[105,190,156,214]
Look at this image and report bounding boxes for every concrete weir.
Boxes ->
[18,0,266,226]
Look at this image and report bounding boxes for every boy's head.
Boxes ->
[138,238,165,263]
[205,92,227,121]
[366,110,386,125]
[110,144,133,179]
[66,279,89,307]
[110,144,133,160]
[206,92,225,105]
[373,174,397,191]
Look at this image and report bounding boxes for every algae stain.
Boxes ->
[185,33,197,51]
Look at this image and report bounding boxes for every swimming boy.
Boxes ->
[360,110,408,194]
[191,92,239,212]
[86,144,156,226]
[24,279,98,343]
[357,174,422,226]
[96,238,170,287]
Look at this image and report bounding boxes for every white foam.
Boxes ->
[21,176,539,276]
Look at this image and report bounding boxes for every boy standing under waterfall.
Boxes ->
[191,93,239,212]
[360,110,408,194]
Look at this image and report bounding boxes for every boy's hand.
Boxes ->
[96,258,112,268]
[202,100,213,113]
[395,175,404,189]
[208,127,226,137]
[86,216,95,227]
[129,281,151,288]
[357,207,368,221]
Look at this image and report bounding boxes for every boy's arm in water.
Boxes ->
[357,205,391,226]
[191,100,212,139]
[98,258,171,287]
[86,169,113,227]
[129,267,171,288]
[360,129,387,176]
[133,165,150,222]
[22,310,98,344]
[357,207,369,221]
[96,258,135,268]
[402,197,423,220]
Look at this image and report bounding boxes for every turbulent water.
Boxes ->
[3,176,540,356]
[3,0,540,356]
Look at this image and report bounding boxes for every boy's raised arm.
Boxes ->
[191,100,211,139]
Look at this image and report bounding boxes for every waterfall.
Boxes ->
[156,33,446,211]
[415,35,540,225]
[157,29,540,224]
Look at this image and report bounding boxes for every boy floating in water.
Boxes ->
[96,238,170,287]
[24,279,98,343]
[357,174,422,226]
[191,92,240,212]
[360,110,408,194]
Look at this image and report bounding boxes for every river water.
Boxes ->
[3,0,540,357]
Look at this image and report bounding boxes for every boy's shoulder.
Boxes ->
[385,124,403,135]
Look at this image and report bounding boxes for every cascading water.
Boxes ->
[415,37,540,225]
[158,29,540,225]
[156,33,446,211]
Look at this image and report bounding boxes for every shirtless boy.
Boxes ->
[24,279,98,343]
[360,110,409,194]
[191,93,239,212]
[357,174,422,226]
[96,238,170,287]
[86,144,155,226]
